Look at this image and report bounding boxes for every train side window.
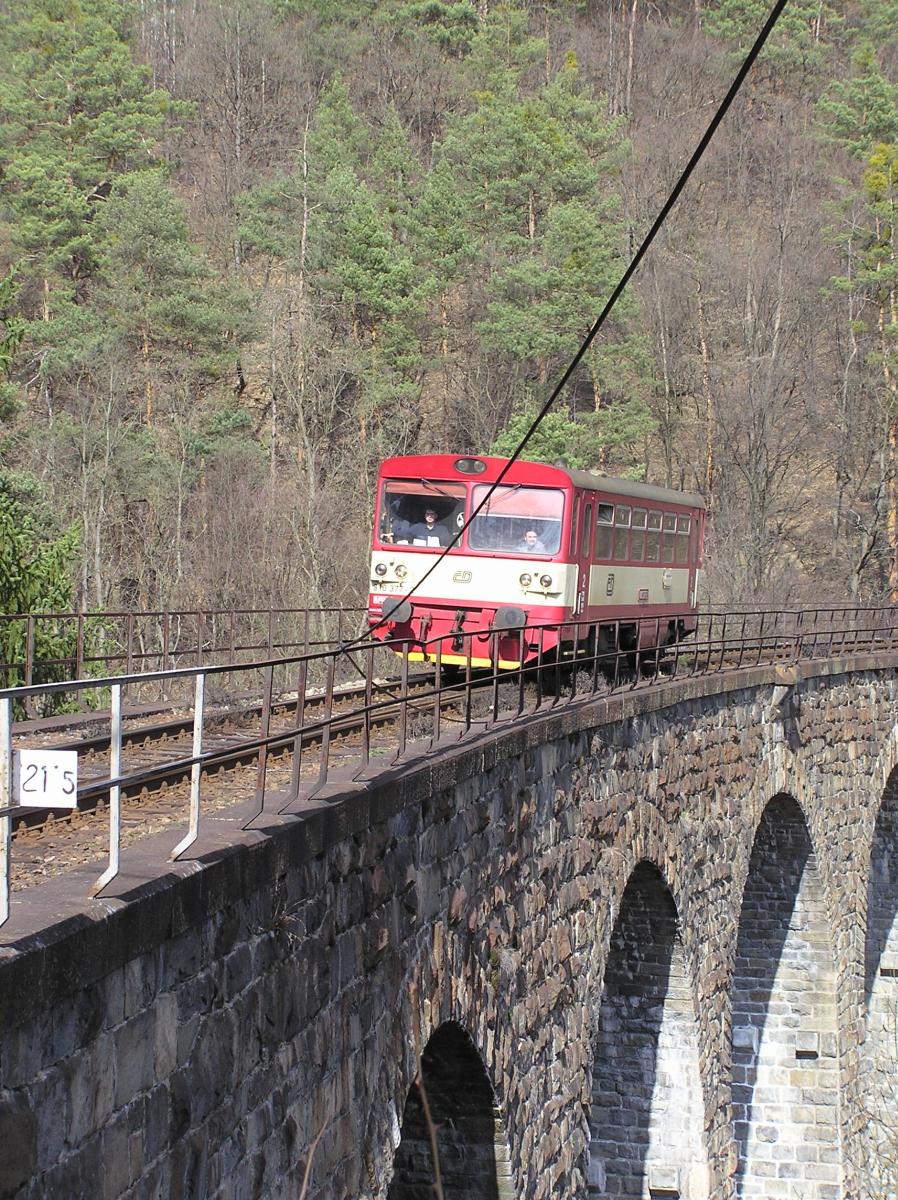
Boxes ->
[581,503,593,559]
[662,513,676,562]
[631,508,647,561]
[613,505,631,560]
[645,511,662,561]
[596,504,613,559]
[675,515,691,563]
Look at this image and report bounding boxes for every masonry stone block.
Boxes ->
[0,1088,36,1194]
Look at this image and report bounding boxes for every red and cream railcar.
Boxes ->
[367,454,705,668]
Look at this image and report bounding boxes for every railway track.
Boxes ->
[5,611,898,902]
[9,628,892,842]
[9,672,437,831]
[8,671,507,892]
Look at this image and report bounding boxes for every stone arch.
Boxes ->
[730,793,841,1198]
[598,800,692,949]
[860,764,898,1196]
[735,742,821,916]
[386,1021,513,1199]
[588,860,710,1199]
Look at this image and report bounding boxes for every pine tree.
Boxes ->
[703,0,841,78]
[0,0,177,317]
[91,171,252,425]
[817,45,898,159]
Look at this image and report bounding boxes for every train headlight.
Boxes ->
[374,562,387,577]
[519,572,532,588]
[539,574,553,589]
[395,564,407,579]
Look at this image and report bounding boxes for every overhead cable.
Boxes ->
[361,0,789,643]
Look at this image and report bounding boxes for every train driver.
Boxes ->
[517,528,547,553]
[410,507,451,547]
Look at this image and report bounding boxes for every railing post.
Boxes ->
[670,622,681,681]
[124,612,134,702]
[395,642,410,757]
[91,684,122,896]
[125,612,134,678]
[432,638,443,747]
[282,653,309,810]
[488,632,500,727]
[312,653,337,790]
[734,613,747,670]
[162,612,171,701]
[570,622,580,698]
[76,612,85,678]
[172,673,204,860]
[360,645,375,768]
[248,665,274,826]
[196,612,205,668]
[462,634,473,735]
[535,626,545,709]
[24,615,34,688]
[517,629,527,715]
[0,697,12,926]
[591,623,602,693]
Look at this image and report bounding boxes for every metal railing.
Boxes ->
[0,606,368,713]
[2,605,897,927]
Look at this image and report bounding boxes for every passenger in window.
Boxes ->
[410,507,451,546]
[517,528,547,553]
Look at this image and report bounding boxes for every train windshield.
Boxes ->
[378,480,466,548]
[468,485,564,554]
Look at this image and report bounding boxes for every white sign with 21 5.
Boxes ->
[14,749,78,809]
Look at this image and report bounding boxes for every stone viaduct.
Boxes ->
[2,655,898,1200]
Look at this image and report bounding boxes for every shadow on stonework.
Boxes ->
[387,1021,514,1200]
[730,793,840,1200]
[588,861,709,1199]
[861,768,898,1197]
[864,767,898,1006]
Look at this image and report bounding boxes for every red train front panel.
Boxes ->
[368,456,574,667]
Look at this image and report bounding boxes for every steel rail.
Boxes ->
[3,607,898,925]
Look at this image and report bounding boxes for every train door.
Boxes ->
[576,496,594,617]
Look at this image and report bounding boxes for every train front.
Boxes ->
[367,455,574,667]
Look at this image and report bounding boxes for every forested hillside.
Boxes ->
[0,0,896,614]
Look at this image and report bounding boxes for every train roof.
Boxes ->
[378,455,706,511]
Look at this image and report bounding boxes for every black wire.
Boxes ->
[359,0,789,647]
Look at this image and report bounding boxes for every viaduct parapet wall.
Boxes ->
[2,656,898,1200]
